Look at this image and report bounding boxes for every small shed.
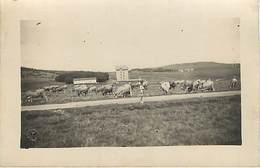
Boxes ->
[73,77,97,85]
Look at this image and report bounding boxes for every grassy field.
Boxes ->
[21,62,241,105]
[21,77,240,106]
[21,95,241,148]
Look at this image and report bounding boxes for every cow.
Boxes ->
[180,80,194,93]
[192,79,202,91]
[24,89,48,103]
[88,85,97,94]
[175,80,184,85]
[43,86,52,92]
[200,80,206,83]
[96,84,114,95]
[169,80,176,89]
[113,84,132,98]
[230,77,239,88]
[96,85,105,93]
[130,80,149,90]
[101,84,114,95]
[55,85,68,92]
[160,81,171,94]
[142,80,148,89]
[74,85,89,96]
[44,85,59,92]
[198,79,215,91]
[72,85,80,92]
[130,82,140,89]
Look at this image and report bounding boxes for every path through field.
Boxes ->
[21,90,241,111]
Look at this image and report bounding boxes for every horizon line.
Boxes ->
[21,61,240,72]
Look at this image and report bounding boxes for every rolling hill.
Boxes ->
[21,67,109,91]
[130,62,240,72]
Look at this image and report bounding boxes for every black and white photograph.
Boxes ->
[2,0,260,166]
[20,5,242,148]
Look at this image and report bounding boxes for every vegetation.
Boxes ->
[21,62,241,106]
[55,71,109,84]
[21,95,241,148]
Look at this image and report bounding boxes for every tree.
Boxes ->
[55,71,109,84]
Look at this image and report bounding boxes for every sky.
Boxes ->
[21,1,240,72]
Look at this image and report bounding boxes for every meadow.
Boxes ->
[21,95,241,148]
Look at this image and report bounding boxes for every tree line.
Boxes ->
[55,71,109,84]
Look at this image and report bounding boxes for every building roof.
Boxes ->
[115,65,129,70]
[73,77,97,81]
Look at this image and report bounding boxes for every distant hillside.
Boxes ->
[21,67,62,81]
[21,67,65,74]
[130,62,240,72]
[161,62,239,70]
[21,67,109,83]
[21,67,110,91]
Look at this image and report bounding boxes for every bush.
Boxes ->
[55,71,109,84]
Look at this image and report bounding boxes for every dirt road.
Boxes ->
[21,90,241,111]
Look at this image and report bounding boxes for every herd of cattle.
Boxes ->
[160,79,215,94]
[161,77,239,94]
[22,80,148,103]
[22,77,239,103]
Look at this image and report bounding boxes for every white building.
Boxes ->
[73,77,97,85]
[115,65,129,81]
[178,68,194,72]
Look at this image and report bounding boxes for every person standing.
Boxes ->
[139,81,145,104]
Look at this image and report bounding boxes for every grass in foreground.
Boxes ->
[21,95,241,148]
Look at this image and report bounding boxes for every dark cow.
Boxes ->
[180,80,194,93]
[43,85,59,92]
[74,85,89,96]
[113,84,132,98]
[55,85,68,92]
[88,85,97,94]
[97,84,114,95]
[102,84,114,95]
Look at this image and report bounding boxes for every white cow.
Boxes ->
[160,81,171,94]
[142,80,149,89]
[192,79,201,91]
[198,79,215,91]
[230,77,239,88]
